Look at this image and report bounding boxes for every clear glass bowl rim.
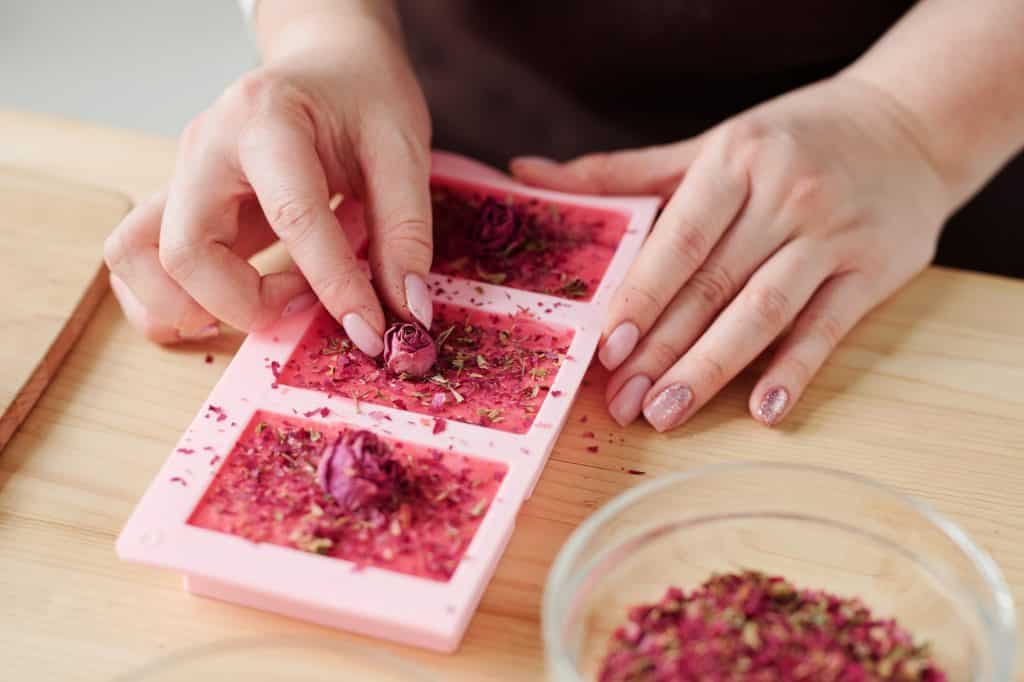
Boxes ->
[542,461,1017,681]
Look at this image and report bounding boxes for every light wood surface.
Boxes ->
[0,167,130,450]
[0,110,1021,681]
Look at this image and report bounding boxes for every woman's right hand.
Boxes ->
[104,2,434,355]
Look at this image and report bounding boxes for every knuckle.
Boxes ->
[228,70,282,111]
[781,354,814,386]
[269,196,319,242]
[719,117,767,168]
[745,284,791,329]
[804,308,847,350]
[364,116,429,164]
[379,218,433,256]
[783,172,827,215]
[665,225,709,272]
[643,338,683,370]
[692,353,728,388]
[619,281,666,319]
[158,240,197,282]
[688,263,735,310]
[313,266,363,308]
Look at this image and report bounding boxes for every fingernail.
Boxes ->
[757,386,789,426]
[643,384,693,432]
[342,313,384,357]
[282,291,318,318]
[179,323,220,341]
[404,273,433,328]
[608,375,652,427]
[599,322,640,370]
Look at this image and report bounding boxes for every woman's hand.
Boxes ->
[512,75,955,430]
[104,3,433,355]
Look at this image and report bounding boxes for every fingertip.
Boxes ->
[599,322,640,371]
[178,323,221,342]
[509,156,559,176]
[250,270,316,329]
[642,383,694,433]
[607,375,652,427]
[404,272,433,328]
[509,156,572,189]
[281,291,319,318]
[109,272,201,345]
[342,312,384,357]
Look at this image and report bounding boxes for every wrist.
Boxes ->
[831,70,961,216]
[256,0,403,64]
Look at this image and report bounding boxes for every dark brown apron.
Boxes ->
[397,1,1023,278]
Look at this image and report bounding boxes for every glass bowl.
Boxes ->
[543,463,1016,681]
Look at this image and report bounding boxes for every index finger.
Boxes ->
[239,115,385,356]
[597,132,750,371]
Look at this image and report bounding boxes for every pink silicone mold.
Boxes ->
[116,151,659,652]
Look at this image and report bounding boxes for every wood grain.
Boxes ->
[0,110,1021,681]
[0,167,131,450]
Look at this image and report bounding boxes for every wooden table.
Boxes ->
[1,110,1022,681]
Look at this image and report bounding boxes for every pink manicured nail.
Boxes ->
[608,375,652,427]
[643,384,693,432]
[179,323,220,341]
[404,273,433,328]
[342,313,384,357]
[599,322,640,370]
[282,291,318,318]
[757,386,789,426]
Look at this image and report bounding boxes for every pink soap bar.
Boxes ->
[189,411,505,582]
[430,179,630,301]
[276,303,574,434]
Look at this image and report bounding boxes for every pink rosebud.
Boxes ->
[473,198,526,256]
[383,322,437,377]
[316,430,405,510]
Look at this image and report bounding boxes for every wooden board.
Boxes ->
[0,167,131,450]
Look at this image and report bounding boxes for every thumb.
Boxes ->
[360,122,435,329]
[510,138,701,199]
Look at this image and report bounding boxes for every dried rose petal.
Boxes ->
[383,322,437,377]
[190,415,506,582]
[597,571,949,682]
[315,430,404,510]
[276,304,572,434]
[472,198,526,256]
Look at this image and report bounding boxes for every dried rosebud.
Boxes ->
[316,430,405,510]
[472,198,526,256]
[383,322,437,377]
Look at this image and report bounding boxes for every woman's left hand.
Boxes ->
[511,75,954,431]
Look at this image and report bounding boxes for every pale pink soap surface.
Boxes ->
[276,302,575,434]
[430,178,629,301]
[189,411,505,582]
